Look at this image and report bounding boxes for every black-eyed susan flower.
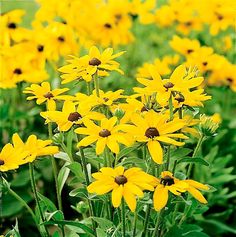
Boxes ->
[12,133,59,164]
[121,110,188,164]
[87,166,157,211]
[24,82,71,110]
[0,143,27,172]
[153,171,209,211]
[58,46,125,84]
[40,101,104,132]
[76,117,132,155]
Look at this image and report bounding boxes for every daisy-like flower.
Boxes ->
[87,166,157,211]
[74,89,124,111]
[12,133,59,164]
[0,143,27,172]
[75,117,132,155]
[153,171,209,211]
[24,82,71,110]
[40,101,105,132]
[122,110,188,164]
[58,46,125,84]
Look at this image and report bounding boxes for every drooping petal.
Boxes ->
[112,185,123,208]
[188,187,208,204]
[147,140,163,164]
[153,185,169,211]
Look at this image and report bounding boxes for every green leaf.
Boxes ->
[58,163,70,194]
[184,232,209,237]
[171,148,192,159]
[177,157,209,166]
[67,162,85,181]
[42,220,95,236]
[91,217,114,229]
[37,192,57,212]
[54,152,71,162]
[96,228,107,237]
[69,187,88,198]
[117,143,143,160]
[202,219,236,234]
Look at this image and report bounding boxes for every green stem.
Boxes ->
[169,94,173,121]
[121,199,126,237]
[132,210,138,237]
[166,146,171,170]
[5,179,45,236]
[29,163,49,237]
[79,147,96,231]
[152,209,164,237]
[104,147,112,167]
[142,204,151,237]
[86,82,91,95]
[48,123,63,211]
[186,134,205,178]
[93,72,100,97]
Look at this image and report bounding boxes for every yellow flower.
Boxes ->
[169,35,201,56]
[58,46,125,84]
[24,82,71,110]
[76,117,132,155]
[87,166,157,211]
[0,143,27,172]
[41,101,104,132]
[121,110,188,164]
[74,89,124,111]
[12,133,59,164]
[153,171,209,211]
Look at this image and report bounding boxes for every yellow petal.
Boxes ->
[112,185,123,208]
[147,140,163,164]
[123,187,136,212]
[188,187,208,204]
[96,138,106,155]
[153,185,169,211]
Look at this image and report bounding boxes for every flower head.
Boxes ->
[87,166,157,211]
[24,82,71,110]
[58,46,125,84]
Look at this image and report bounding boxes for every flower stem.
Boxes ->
[48,123,63,211]
[29,163,49,237]
[169,94,173,121]
[142,204,151,237]
[121,198,126,237]
[132,210,138,237]
[79,147,96,231]
[93,72,100,97]
[5,179,46,237]
[86,82,91,95]
[186,134,205,178]
[152,209,164,237]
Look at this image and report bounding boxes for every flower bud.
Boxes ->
[76,201,89,214]
[199,114,219,136]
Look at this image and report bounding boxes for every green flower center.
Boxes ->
[89,57,101,66]
[145,127,159,138]
[0,159,5,165]
[160,175,175,186]
[115,175,127,185]
[68,112,82,122]
[99,129,111,137]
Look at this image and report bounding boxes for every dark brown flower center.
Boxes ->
[44,92,54,99]
[202,62,208,66]
[160,175,174,186]
[89,57,101,66]
[8,22,17,29]
[103,97,109,102]
[164,82,174,89]
[185,21,192,26]
[145,127,159,138]
[99,129,111,137]
[57,36,65,42]
[13,68,22,74]
[115,175,127,185]
[104,23,112,28]
[0,159,5,165]
[68,112,82,122]
[187,49,194,54]
[37,45,44,52]
[175,94,185,103]
[217,14,223,20]
[141,106,149,112]
[227,77,233,83]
